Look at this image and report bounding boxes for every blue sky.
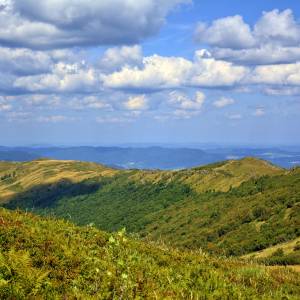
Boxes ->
[0,0,300,146]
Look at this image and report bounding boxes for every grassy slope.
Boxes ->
[0,157,282,202]
[2,158,299,257]
[143,168,300,255]
[0,159,119,203]
[0,208,299,299]
[242,237,300,267]
[244,238,300,259]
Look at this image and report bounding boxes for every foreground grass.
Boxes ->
[0,209,299,299]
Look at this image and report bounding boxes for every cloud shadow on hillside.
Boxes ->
[3,179,100,210]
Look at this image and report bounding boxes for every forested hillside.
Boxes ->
[1,158,299,259]
[0,208,299,299]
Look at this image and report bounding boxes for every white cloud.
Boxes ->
[196,9,300,65]
[169,91,205,110]
[0,96,13,111]
[99,45,143,72]
[191,51,248,87]
[264,87,300,96]
[0,0,189,49]
[0,103,12,111]
[37,115,73,123]
[213,45,300,65]
[103,51,248,91]
[6,111,32,122]
[14,61,100,93]
[213,97,235,108]
[103,54,193,90]
[253,107,265,117]
[154,109,201,121]
[249,62,300,85]
[254,9,300,46]
[195,15,255,49]
[196,9,300,50]
[25,94,60,106]
[172,109,200,119]
[0,47,52,75]
[124,95,149,111]
[70,96,111,110]
[227,113,242,120]
[96,116,133,124]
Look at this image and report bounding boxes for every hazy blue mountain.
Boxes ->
[0,146,300,169]
[0,148,39,162]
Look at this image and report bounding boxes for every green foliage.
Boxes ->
[4,178,101,209]
[1,158,299,258]
[258,247,300,266]
[143,170,300,256]
[0,208,299,299]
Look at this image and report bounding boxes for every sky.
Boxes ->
[0,0,300,146]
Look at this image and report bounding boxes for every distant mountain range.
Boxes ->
[0,145,300,169]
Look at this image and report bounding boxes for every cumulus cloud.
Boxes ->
[172,109,201,119]
[0,103,12,111]
[6,111,32,122]
[0,96,12,111]
[96,116,133,124]
[37,115,74,123]
[264,87,300,96]
[195,9,300,65]
[191,50,248,87]
[254,9,300,46]
[227,113,242,120]
[124,95,149,111]
[99,45,143,72]
[0,47,250,98]
[249,62,300,85]
[14,61,100,93]
[213,45,300,65]
[25,94,60,106]
[253,107,265,117]
[213,97,235,108]
[0,0,189,49]
[0,47,52,75]
[1,5,299,124]
[195,15,255,49]
[168,91,205,110]
[102,51,248,91]
[103,54,193,91]
[70,96,111,110]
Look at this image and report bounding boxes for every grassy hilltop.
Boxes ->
[0,208,299,299]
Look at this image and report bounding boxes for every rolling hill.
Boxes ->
[0,208,299,299]
[0,159,119,203]
[2,157,299,259]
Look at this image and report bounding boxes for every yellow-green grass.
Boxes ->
[0,157,282,205]
[0,208,299,299]
[0,159,119,203]
[130,157,283,193]
[244,237,300,259]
